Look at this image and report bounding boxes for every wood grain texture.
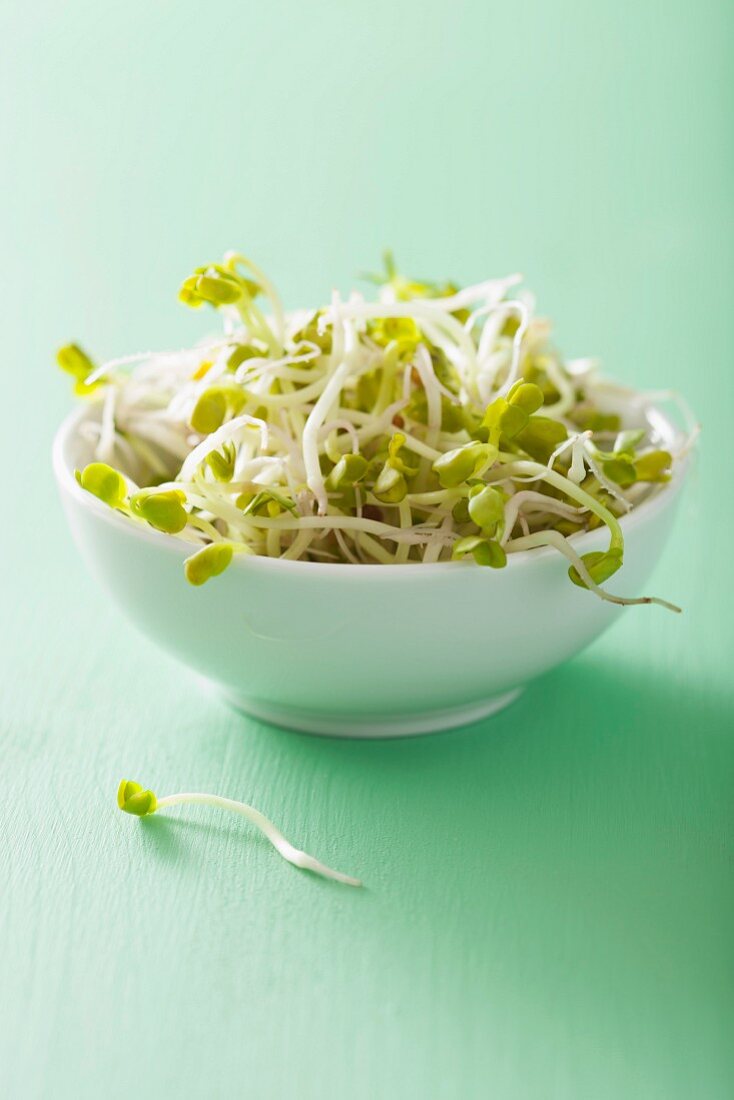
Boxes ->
[1,2,733,1096]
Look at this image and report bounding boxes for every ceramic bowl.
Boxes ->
[53,403,686,737]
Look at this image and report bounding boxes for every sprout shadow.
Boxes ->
[137,814,190,865]
[134,657,732,1086]
[138,803,363,891]
[143,658,733,934]
[139,810,273,865]
[229,657,733,1082]
[229,655,734,922]
[252,656,734,795]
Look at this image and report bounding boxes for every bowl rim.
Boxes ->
[53,402,688,578]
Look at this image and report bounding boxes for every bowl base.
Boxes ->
[218,687,523,738]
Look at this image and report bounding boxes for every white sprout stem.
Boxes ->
[280,526,317,560]
[400,433,443,461]
[154,793,361,887]
[374,341,401,413]
[302,293,351,512]
[124,431,178,478]
[569,432,592,484]
[628,388,700,455]
[492,301,530,397]
[225,251,286,349]
[581,441,633,511]
[335,300,479,391]
[178,415,269,482]
[492,458,625,548]
[183,489,260,540]
[540,356,576,417]
[356,531,397,563]
[418,316,478,399]
[407,488,462,505]
[472,304,509,357]
[395,500,412,563]
[85,340,231,386]
[548,429,630,508]
[427,274,522,311]
[97,386,117,463]
[235,456,289,482]
[186,513,224,542]
[319,418,360,455]
[236,356,323,385]
[547,433,577,472]
[122,418,193,462]
[473,299,526,358]
[333,527,361,564]
[245,375,330,409]
[414,345,442,448]
[224,511,456,544]
[422,513,452,563]
[501,491,584,545]
[506,530,681,613]
[226,294,277,355]
[266,526,281,557]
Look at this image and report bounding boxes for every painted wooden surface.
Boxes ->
[2,511,732,1098]
[1,2,732,1096]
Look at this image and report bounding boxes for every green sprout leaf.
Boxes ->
[327,453,368,490]
[57,343,102,395]
[184,542,235,586]
[291,312,332,354]
[571,407,622,433]
[241,489,298,518]
[568,547,624,589]
[227,344,266,372]
[179,265,247,309]
[452,535,507,568]
[78,463,127,508]
[432,441,496,488]
[451,498,471,524]
[206,441,237,482]
[614,428,646,455]
[467,485,505,533]
[369,316,421,355]
[483,383,545,444]
[363,251,458,303]
[634,450,672,483]
[57,343,95,381]
[190,387,228,434]
[515,416,568,462]
[373,463,408,503]
[602,457,637,488]
[507,380,544,415]
[117,779,157,817]
[482,396,522,440]
[386,432,418,476]
[130,488,188,534]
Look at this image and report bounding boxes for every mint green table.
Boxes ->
[1,2,732,1096]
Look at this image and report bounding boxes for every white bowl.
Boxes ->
[53,404,686,738]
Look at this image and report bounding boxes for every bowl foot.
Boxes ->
[217,687,523,738]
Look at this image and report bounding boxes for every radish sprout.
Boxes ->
[117,780,361,886]
[58,250,695,609]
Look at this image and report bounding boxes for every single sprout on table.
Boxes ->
[117,779,361,887]
[59,249,697,609]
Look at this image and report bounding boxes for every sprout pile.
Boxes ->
[58,251,695,608]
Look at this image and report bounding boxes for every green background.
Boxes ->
[1,2,732,1096]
